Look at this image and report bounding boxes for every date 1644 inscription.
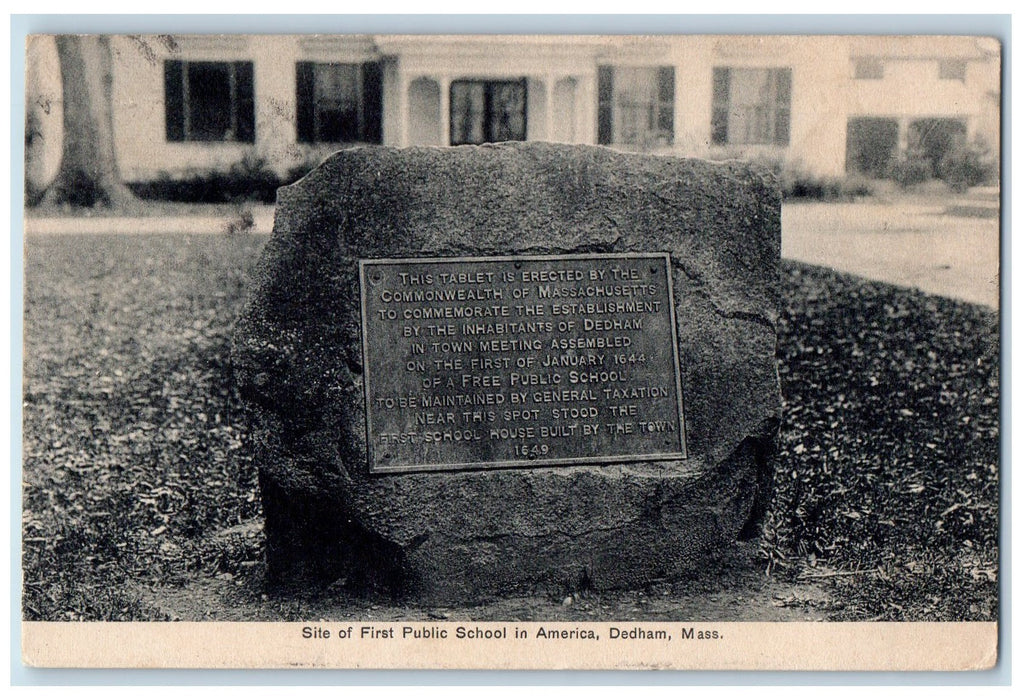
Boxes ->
[359,253,687,473]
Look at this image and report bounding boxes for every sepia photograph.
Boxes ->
[19,27,1001,670]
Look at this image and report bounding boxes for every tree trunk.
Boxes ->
[42,35,136,208]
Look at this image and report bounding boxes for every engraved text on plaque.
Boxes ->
[359,253,686,473]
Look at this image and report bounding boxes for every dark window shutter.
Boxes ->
[657,66,675,144]
[164,60,184,142]
[597,66,613,145]
[774,68,792,146]
[234,61,255,143]
[711,67,730,145]
[295,61,315,143]
[362,61,383,144]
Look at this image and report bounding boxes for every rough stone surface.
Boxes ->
[232,142,781,603]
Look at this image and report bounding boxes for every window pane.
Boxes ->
[487,82,526,142]
[854,58,884,80]
[723,67,791,145]
[728,68,772,144]
[450,81,526,145]
[314,63,360,142]
[909,118,967,165]
[187,62,233,141]
[939,59,967,81]
[613,67,658,145]
[846,117,899,176]
[451,82,486,145]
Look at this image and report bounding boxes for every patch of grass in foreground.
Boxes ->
[763,262,999,620]
[21,235,999,621]
[23,233,265,620]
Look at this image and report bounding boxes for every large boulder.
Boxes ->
[232,142,781,603]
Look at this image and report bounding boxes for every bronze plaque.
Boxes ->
[359,253,687,473]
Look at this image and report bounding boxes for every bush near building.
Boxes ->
[127,154,286,204]
[886,139,997,191]
[123,154,324,205]
[937,141,999,192]
[887,154,935,188]
[111,138,995,208]
[729,154,876,201]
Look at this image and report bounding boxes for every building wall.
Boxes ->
[24,34,1000,192]
[673,36,851,177]
[106,35,379,181]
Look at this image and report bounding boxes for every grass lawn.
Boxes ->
[21,233,999,621]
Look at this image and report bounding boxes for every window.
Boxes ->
[711,67,791,146]
[909,118,967,164]
[597,66,674,146]
[853,58,885,80]
[846,117,899,177]
[165,60,255,142]
[449,80,527,145]
[938,59,967,82]
[296,62,382,143]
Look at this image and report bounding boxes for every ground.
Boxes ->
[782,188,999,308]
[21,193,1000,622]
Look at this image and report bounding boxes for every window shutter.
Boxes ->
[295,61,315,143]
[597,66,613,145]
[774,68,792,146]
[362,61,383,144]
[234,61,255,143]
[711,67,730,145]
[164,60,184,142]
[657,66,675,144]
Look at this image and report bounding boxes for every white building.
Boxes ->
[25,34,1001,189]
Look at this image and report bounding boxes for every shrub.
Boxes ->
[780,164,875,201]
[128,153,283,204]
[283,158,321,186]
[887,155,933,187]
[226,153,281,202]
[839,174,876,198]
[782,169,841,200]
[715,154,875,201]
[937,142,998,192]
[708,154,867,201]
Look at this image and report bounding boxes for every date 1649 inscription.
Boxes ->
[359,253,687,473]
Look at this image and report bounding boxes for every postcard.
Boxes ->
[20,31,1000,671]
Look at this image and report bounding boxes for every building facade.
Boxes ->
[25,34,1001,189]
